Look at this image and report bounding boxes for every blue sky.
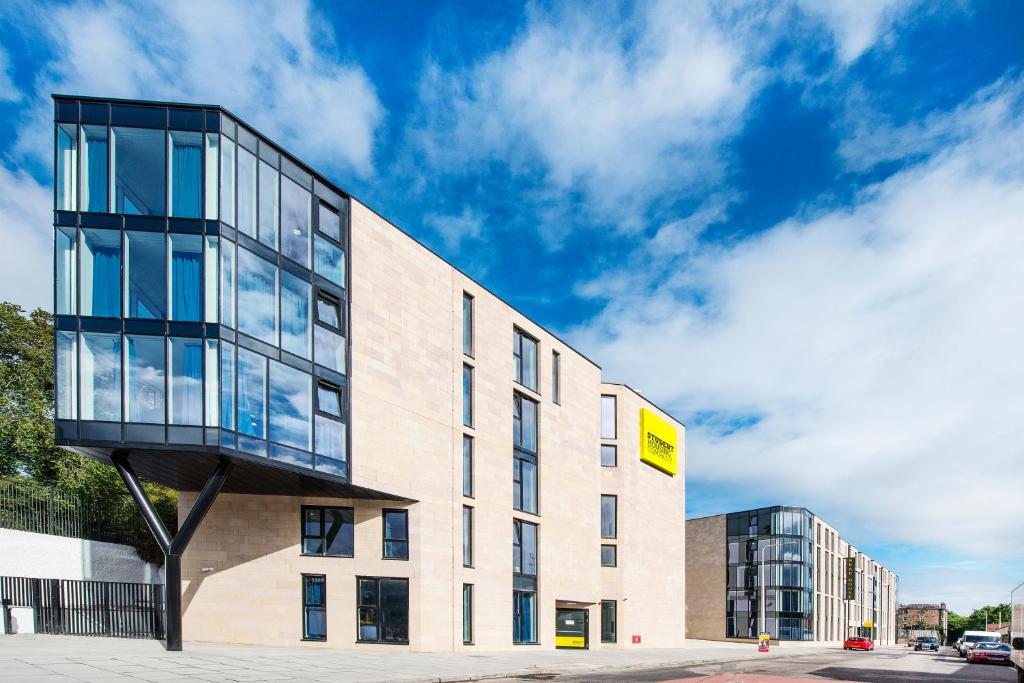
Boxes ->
[0,1,1022,614]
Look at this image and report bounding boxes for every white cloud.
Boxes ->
[0,164,55,311]
[572,77,1024,561]
[423,207,485,251]
[0,46,20,101]
[795,0,916,64]
[12,0,382,177]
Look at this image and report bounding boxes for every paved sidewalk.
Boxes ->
[0,635,860,682]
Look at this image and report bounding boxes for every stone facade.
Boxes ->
[897,603,948,639]
[179,198,686,651]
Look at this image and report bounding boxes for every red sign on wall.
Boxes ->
[632,634,641,644]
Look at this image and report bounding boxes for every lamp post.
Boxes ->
[759,539,803,642]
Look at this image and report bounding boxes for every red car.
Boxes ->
[844,636,875,651]
[967,642,1012,664]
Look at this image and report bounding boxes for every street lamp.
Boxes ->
[758,538,804,641]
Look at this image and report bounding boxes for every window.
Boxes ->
[204,339,218,427]
[204,237,218,323]
[513,329,538,391]
[601,444,617,467]
[357,577,409,644]
[463,584,473,645]
[317,382,342,417]
[125,231,166,319]
[237,348,266,439]
[237,248,278,345]
[601,544,617,567]
[316,293,341,329]
[551,351,560,404]
[462,435,473,497]
[462,293,473,356]
[302,575,326,641]
[56,227,77,315]
[601,601,616,643]
[318,202,341,242]
[219,342,234,430]
[280,272,311,358]
[124,335,165,423]
[169,234,202,321]
[56,123,77,211]
[269,361,311,450]
[281,175,310,267]
[169,337,203,425]
[219,135,235,226]
[169,130,201,218]
[204,133,218,220]
[315,415,346,469]
[383,509,409,560]
[601,394,617,439]
[513,393,538,514]
[80,229,120,317]
[463,506,473,567]
[462,365,473,427]
[302,506,354,557]
[236,147,257,238]
[513,393,538,453]
[513,590,537,644]
[81,333,121,421]
[314,326,345,374]
[81,125,108,213]
[56,332,77,420]
[313,235,344,287]
[112,127,164,215]
[601,495,617,539]
[220,240,235,328]
[257,160,279,248]
[513,519,538,644]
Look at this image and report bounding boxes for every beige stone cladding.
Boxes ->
[599,385,686,648]
[684,515,726,640]
[179,198,686,651]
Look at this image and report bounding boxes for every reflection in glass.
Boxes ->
[237,147,257,237]
[258,160,279,249]
[281,271,310,358]
[112,127,165,215]
[601,395,616,439]
[81,333,121,421]
[125,231,166,319]
[315,415,345,462]
[314,236,344,286]
[220,136,235,226]
[204,133,218,220]
[601,495,617,538]
[220,342,234,430]
[269,361,311,450]
[56,123,77,211]
[237,348,265,438]
[220,240,235,328]
[170,234,202,321]
[462,365,472,427]
[56,332,77,420]
[204,339,218,427]
[169,337,203,425]
[314,326,345,373]
[237,248,277,345]
[316,294,340,328]
[125,335,164,423]
[281,176,310,266]
[316,383,341,416]
[318,203,341,241]
[169,130,202,218]
[80,229,120,317]
[56,227,77,315]
[80,125,107,212]
[204,237,218,323]
[379,579,409,642]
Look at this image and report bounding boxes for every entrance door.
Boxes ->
[555,608,588,649]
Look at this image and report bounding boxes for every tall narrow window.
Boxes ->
[258,160,279,249]
[383,509,409,560]
[280,272,311,358]
[204,339,218,427]
[236,147,257,238]
[318,202,341,242]
[80,229,120,317]
[56,227,77,315]
[281,175,310,267]
[219,135,235,226]
[112,127,165,215]
[462,364,473,427]
[601,495,617,539]
[236,248,278,345]
[204,236,218,323]
[463,584,473,645]
[125,231,166,319]
[56,123,77,211]
[357,578,409,644]
[169,130,202,218]
[462,435,473,497]
[314,326,345,374]
[551,351,560,404]
[169,234,202,321]
[80,125,107,212]
[124,335,165,424]
[513,329,538,391]
[513,519,538,644]
[204,133,218,220]
[601,601,617,643]
[55,332,77,420]
[302,506,354,557]
[601,394,617,439]
[601,444,617,467]
[220,240,235,328]
[302,575,326,641]
[169,337,203,425]
[513,393,538,514]
[268,361,311,450]
[314,235,344,287]
[462,293,473,356]
[220,342,234,431]
[462,506,473,567]
[237,348,266,439]
[81,332,121,421]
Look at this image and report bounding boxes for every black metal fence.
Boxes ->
[1,576,164,639]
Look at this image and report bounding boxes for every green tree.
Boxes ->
[0,302,176,563]
[947,603,1011,642]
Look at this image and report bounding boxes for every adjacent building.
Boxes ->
[897,603,948,641]
[686,507,897,645]
[50,95,686,651]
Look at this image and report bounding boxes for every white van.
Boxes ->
[959,630,1002,658]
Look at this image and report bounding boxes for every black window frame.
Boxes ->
[513,391,539,515]
[315,290,344,332]
[462,292,474,358]
[382,508,409,560]
[463,505,473,567]
[513,327,539,392]
[601,444,617,467]
[551,350,560,404]
[301,505,355,557]
[463,583,474,645]
[462,434,474,498]
[601,394,617,439]
[302,573,327,641]
[356,576,409,644]
[462,364,473,428]
[601,494,617,539]
[512,518,538,645]
[314,380,344,419]
[601,543,617,567]
[601,600,617,643]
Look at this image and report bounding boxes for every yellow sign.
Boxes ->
[639,408,678,476]
[555,635,586,648]
[863,621,874,628]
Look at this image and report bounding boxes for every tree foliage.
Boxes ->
[0,302,176,564]
[947,603,1011,641]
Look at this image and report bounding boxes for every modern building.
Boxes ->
[49,95,686,651]
[686,506,897,645]
[897,602,948,641]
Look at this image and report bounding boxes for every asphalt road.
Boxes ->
[514,646,1017,682]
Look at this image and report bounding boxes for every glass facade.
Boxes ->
[52,97,351,483]
[725,506,815,641]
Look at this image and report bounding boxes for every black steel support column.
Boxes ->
[112,452,234,651]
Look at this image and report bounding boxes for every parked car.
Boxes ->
[915,636,939,652]
[907,637,917,648]
[968,642,1012,665]
[960,631,1003,658]
[844,636,874,651]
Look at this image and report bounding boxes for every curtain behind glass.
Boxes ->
[172,137,201,218]
[172,246,202,320]
[171,338,203,425]
[93,246,120,317]
[82,126,108,213]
